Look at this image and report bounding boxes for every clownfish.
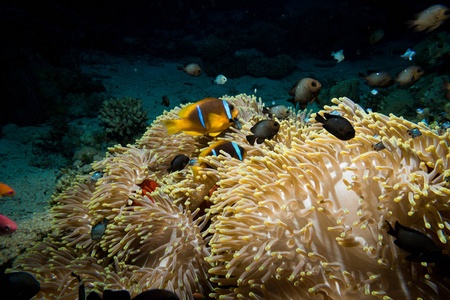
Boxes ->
[192,140,246,178]
[0,183,15,197]
[163,97,239,136]
[131,179,160,206]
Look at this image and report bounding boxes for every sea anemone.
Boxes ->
[206,97,450,299]
[9,95,450,299]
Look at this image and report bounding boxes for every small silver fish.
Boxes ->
[401,48,416,61]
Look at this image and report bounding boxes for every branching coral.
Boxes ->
[99,96,149,144]
[9,94,450,299]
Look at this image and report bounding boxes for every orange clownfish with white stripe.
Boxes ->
[163,97,239,136]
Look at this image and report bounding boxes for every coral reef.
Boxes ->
[329,79,360,102]
[98,97,149,144]
[414,32,450,71]
[9,95,450,299]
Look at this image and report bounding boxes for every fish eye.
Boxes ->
[229,104,235,110]
[311,81,317,87]
[4,226,9,230]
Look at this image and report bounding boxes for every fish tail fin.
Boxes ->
[385,220,396,237]
[246,135,257,145]
[162,119,183,135]
[314,113,326,124]
[406,20,419,31]
[287,98,296,107]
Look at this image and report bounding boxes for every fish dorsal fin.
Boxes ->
[323,113,341,119]
[288,79,302,96]
[178,103,196,118]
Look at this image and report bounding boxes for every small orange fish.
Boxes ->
[177,63,202,77]
[0,183,15,197]
[358,71,394,88]
[133,179,159,205]
[395,66,424,87]
[408,5,450,32]
[163,97,239,136]
[442,77,450,100]
[288,78,321,109]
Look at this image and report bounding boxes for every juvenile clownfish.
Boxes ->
[163,97,239,136]
[136,179,159,204]
[315,112,355,141]
[192,140,246,178]
[0,183,15,197]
